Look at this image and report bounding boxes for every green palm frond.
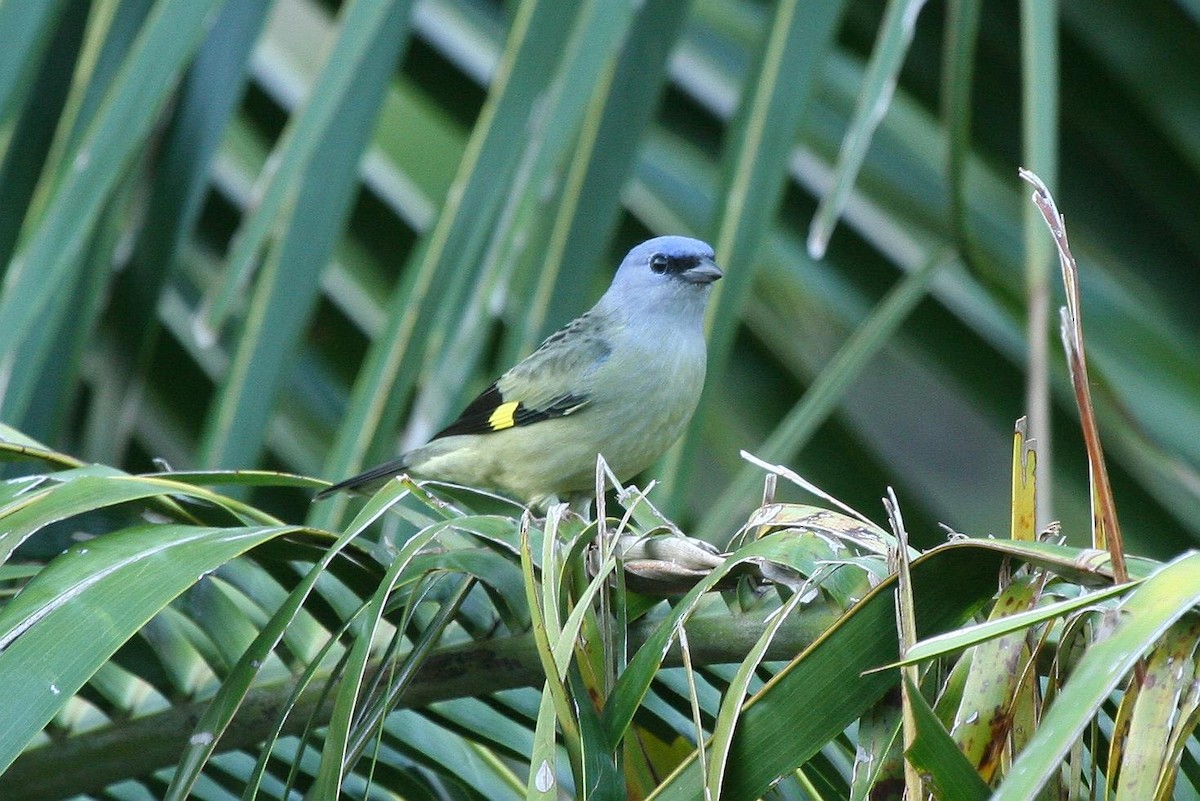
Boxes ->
[3,0,1200,797]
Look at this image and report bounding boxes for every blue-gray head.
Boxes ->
[602,236,722,323]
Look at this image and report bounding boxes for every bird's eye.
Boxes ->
[649,253,668,274]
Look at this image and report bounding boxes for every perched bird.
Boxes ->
[316,235,722,508]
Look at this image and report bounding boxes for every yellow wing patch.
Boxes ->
[488,401,520,431]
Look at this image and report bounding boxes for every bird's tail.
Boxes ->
[314,457,410,500]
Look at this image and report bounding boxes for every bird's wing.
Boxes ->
[432,311,612,439]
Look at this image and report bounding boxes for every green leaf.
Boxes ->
[894,576,1134,666]
[196,0,415,337]
[88,0,272,464]
[0,0,71,128]
[807,0,929,258]
[0,0,227,422]
[0,522,299,775]
[704,589,808,798]
[198,0,415,469]
[309,514,459,796]
[903,675,990,801]
[1115,617,1200,799]
[162,481,408,800]
[994,552,1200,800]
[651,540,1043,799]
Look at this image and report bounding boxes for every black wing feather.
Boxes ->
[432,383,506,438]
[433,383,588,439]
[314,457,408,499]
[512,393,589,426]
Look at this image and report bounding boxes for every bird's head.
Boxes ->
[604,236,722,324]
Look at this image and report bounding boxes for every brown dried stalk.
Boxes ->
[1017,168,1128,585]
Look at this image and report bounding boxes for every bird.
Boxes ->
[316,235,722,509]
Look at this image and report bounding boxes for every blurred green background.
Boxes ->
[2,0,1198,557]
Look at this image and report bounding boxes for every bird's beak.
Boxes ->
[681,258,723,285]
